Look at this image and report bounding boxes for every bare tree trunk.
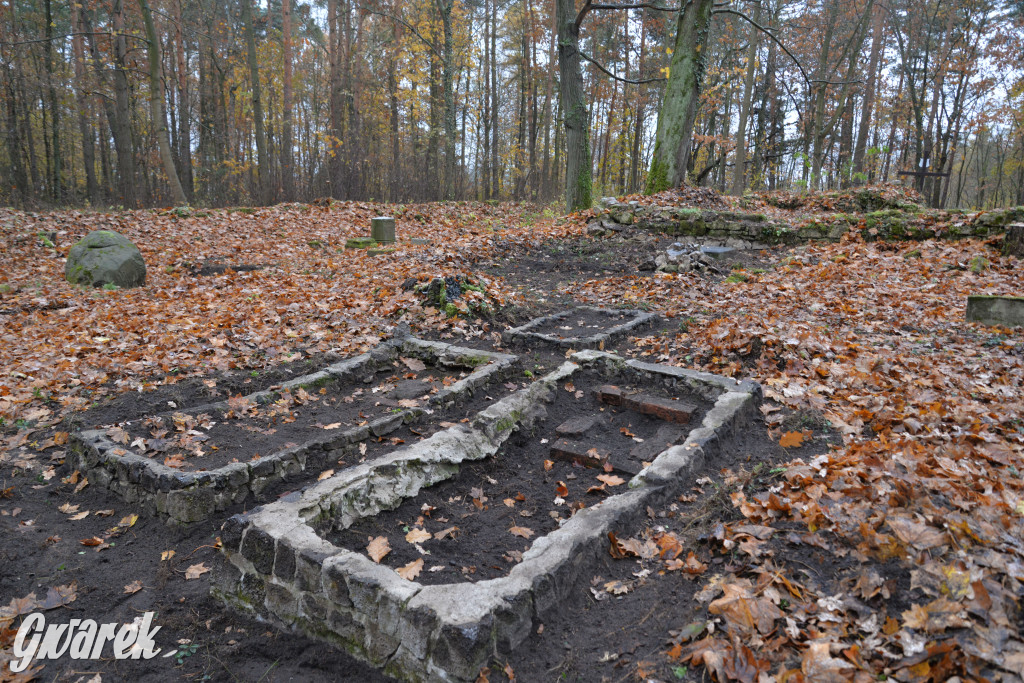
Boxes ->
[83,1,137,206]
[71,2,99,205]
[646,0,715,193]
[852,1,884,183]
[557,0,592,211]
[436,0,457,200]
[172,0,194,201]
[241,0,270,204]
[730,0,760,196]
[281,0,295,201]
[43,0,62,202]
[139,0,188,205]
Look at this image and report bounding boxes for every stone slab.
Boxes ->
[554,415,599,437]
[966,295,1024,327]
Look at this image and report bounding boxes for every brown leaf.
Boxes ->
[367,536,391,563]
[901,597,969,633]
[509,526,534,539]
[708,582,784,635]
[401,357,426,372]
[405,528,432,544]
[596,474,625,487]
[80,537,103,546]
[185,563,210,580]
[124,580,144,594]
[396,558,424,581]
[801,642,855,682]
[887,515,946,550]
[779,431,804,448]
[434,526,458,540]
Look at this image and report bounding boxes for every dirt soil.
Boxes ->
[327,376,711,585]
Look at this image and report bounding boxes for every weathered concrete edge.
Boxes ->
[65,338,520,525]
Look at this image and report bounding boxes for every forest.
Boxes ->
[0,0,1022,210]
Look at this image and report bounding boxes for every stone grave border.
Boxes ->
[65,337,519,525]
[501,306,658,350]
[215,350,760,681]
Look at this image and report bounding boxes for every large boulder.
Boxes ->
[65,230,146,288]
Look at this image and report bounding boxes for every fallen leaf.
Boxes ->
[401,357,426,372]
[161,550,176,561]
[322,423,342,430]
[405,528,432,544]
[596,474,625,487]
[318,469,335,481]
[124,580,143,594]
[396,558,424,581]
[509,526,535,539]
[367,536,391,563]
[779,431,804,448]
[185,563,210,580]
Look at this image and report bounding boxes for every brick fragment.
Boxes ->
[593,385,624,406]
[622,394,696,424]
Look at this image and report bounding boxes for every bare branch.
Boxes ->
[711,7,811,85]
[589,3,681,11]
[356,5,441,59]
[579,50,667,83]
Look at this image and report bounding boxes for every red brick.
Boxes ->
[593,385,624,406]
[622,394,696,424]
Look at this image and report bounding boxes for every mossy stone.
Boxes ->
[65,230,146,288]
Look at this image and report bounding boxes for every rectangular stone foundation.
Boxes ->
[65,337,518,524]
[501,306,657,350]
[215,351,760,681]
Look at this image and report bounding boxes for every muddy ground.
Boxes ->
[0,234,819,682]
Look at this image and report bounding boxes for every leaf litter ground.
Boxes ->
[2,192,1023,682]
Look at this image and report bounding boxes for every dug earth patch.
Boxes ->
[214,350,761,681]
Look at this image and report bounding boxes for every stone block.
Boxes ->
[966,295,1024,327]
[370,216,396,244]
[240,525,276,575]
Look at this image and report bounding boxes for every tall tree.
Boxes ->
[139,0,188,205]
[281,0,295,201]
[241,0,270,204]
[557,0,593,211]
[646,0,715,193]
